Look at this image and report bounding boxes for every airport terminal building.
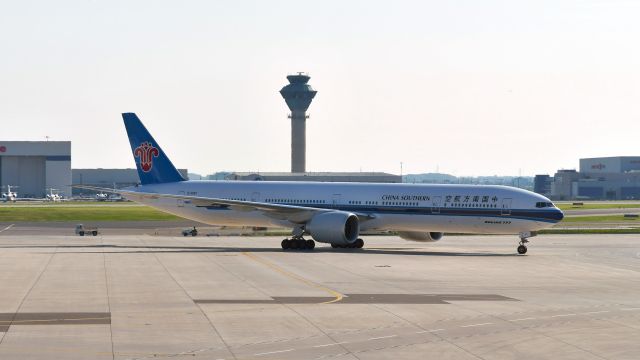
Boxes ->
[0,141,72,198]
[536,156,640,200]
[223,172,402,183]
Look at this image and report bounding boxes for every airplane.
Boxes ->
[1,185,18,202]
[45,188,63,202]
[79,113,564,255]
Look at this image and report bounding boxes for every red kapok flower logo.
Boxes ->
[134,142,159,172]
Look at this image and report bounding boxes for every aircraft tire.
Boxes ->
[79,231,84,236]
[517,245,528,255]
[306,240,315,250]
[355,238,364,249]
[281,239,290,250]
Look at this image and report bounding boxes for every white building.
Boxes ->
[0,141,72,198]
[224,172,402,183]
[551,156,640,200]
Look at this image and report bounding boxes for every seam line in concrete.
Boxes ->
[147,236,238,360]
[0,244,56,346]
[103,239,115,360]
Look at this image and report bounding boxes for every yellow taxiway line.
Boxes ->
[242,252,344,304]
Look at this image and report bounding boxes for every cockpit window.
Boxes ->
[535,202,554,208]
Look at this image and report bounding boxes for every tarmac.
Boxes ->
[0,228,638,359]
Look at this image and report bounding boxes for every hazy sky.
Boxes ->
[1,0,639,176]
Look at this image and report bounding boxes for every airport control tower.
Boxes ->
[280,73,317,173]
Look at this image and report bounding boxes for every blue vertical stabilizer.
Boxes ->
[122,113,186,184]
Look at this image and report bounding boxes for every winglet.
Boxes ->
[122,113,186,185]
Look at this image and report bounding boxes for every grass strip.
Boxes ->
[540,228,640,234]
[556,203,640,210]
[562,215,639,223]
[0,206,180,222]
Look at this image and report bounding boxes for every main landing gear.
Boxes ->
[281,238,315,250]
[331,238,365,249]
[517,231,537,255]
[281,227,315,251]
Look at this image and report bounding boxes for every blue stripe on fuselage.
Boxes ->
[199,203,564,223]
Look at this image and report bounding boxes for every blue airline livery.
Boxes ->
[83,113,564,254]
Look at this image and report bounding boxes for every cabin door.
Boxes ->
[501,198,512,216]
[332,194,341,209]
[431,196,441,214]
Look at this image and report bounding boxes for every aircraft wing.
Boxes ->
[73,185,374,224]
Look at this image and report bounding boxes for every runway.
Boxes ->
[0,233,638,359]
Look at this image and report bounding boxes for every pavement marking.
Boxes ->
[254,349,294,356]
[242,252,344,304]
[460,322,493,328]
[368,335,398,341]
[551,313,576,318]
[416,329,444,334]
[313,342,349,348]
[0,316,110,325]
[509,317,536,322]
[621,308,640,311]
[0,224,14,233]
[582,311,610,315]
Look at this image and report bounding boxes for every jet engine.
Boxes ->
[306,211,360,245]
[398,231,444,242]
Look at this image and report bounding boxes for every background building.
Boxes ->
[547,157,640,200]
[72,168,188,195]
[0,141,71,198]
[224,172,401,183]
[533,174,552,196]
[579,157,640,174]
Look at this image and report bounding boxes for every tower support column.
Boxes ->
[290,110,306,173]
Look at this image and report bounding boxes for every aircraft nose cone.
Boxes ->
[556,209,565,221]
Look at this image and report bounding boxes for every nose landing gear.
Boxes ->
[517,231,537,255]
[517,241,528,255]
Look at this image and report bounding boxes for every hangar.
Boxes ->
[0,141,72,198]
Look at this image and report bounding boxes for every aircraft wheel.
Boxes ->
[92,231,98,236]
[306,240,315,250]
[191,230,198,237]
[79,231,84,236]
[355,238,364,249]
[517,245,528,255]
[281,239,290,250]
[331,243,339,248]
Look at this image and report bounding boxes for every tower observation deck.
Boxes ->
[280,73,317,173]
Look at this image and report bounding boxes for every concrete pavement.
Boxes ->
[0,233,638,359]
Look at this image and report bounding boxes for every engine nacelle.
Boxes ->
[306,211,360,245]
[398,231,444,242]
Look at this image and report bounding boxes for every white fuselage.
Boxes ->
[125,181,563,234]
